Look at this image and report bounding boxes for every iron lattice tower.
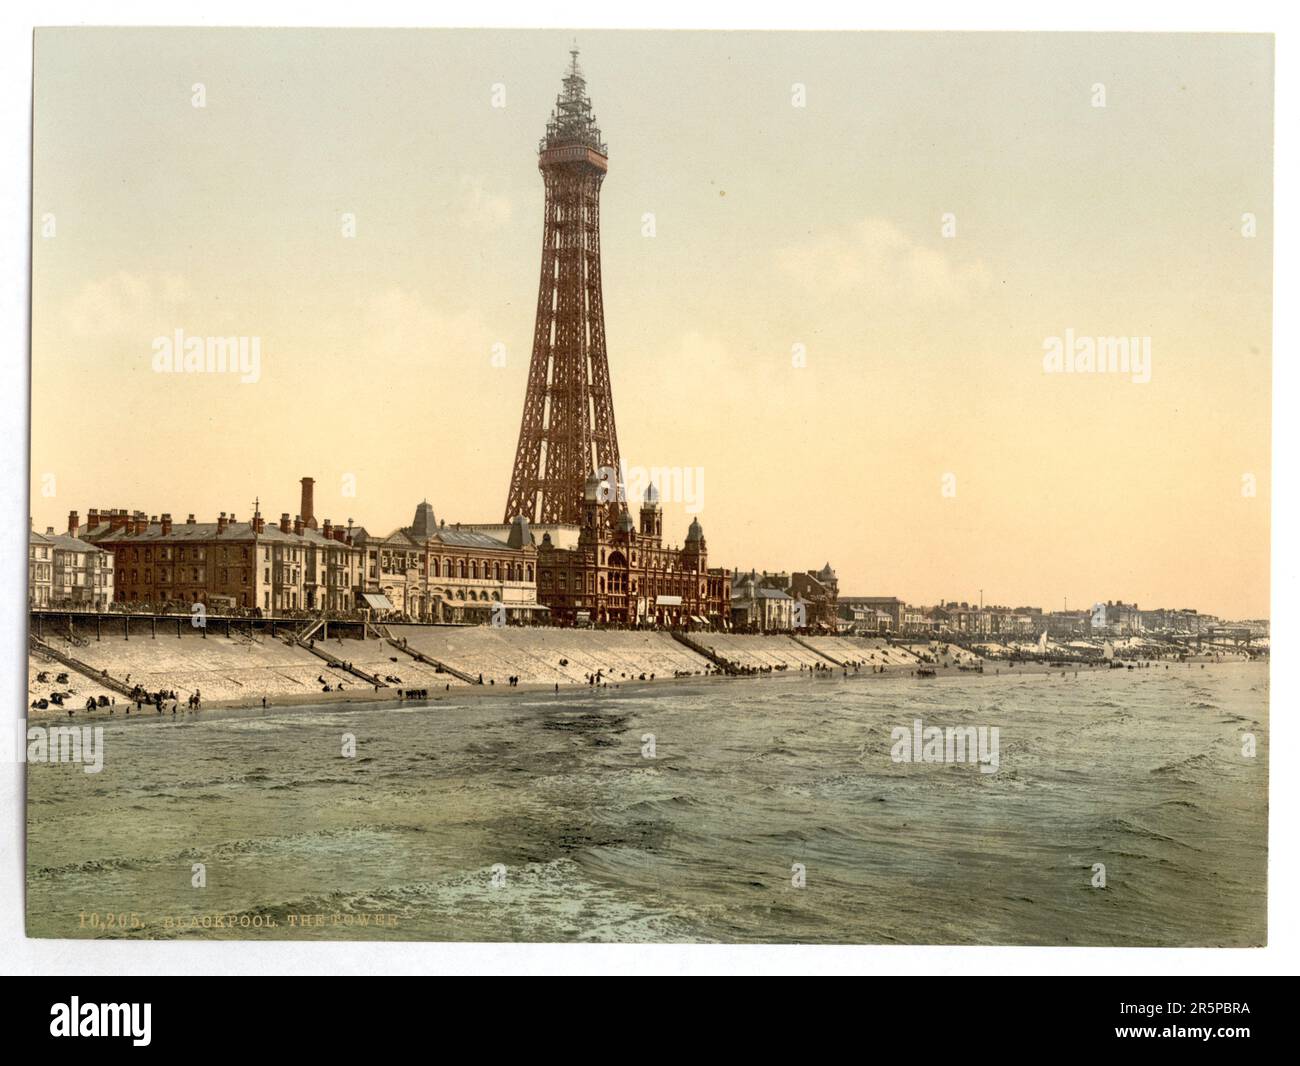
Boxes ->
[504,49,622,524]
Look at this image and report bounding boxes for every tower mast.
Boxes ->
[504,48,622,523]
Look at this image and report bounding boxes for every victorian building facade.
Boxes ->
[535,475,731,627]
[356,502,543,623]
[76,506,361,614]
[28,524,113,608]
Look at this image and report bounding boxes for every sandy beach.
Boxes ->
[25,646,1253,725]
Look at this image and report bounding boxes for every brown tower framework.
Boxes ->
[504,49,622,524]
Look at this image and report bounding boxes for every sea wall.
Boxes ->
[29,625,728,707]
[27,625,1002,712]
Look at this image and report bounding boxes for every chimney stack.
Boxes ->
[217,511,228,535]
[67,510,80,536]
[186,514,196,524]
[280,513,291,534]
[161,513,173,535]
[322,518,333,539]
[87,508,100,530]
[293,514,303,536]
[300,477,317,530]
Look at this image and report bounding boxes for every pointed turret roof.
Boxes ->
[409,499,436,539]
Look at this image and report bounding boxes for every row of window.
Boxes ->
[118,545,228,563]
[540,570,712,599]
[426,559,533,582]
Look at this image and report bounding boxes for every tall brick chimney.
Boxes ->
[67,510,79,536]
[161,513,173,535]
[300,477,317,530]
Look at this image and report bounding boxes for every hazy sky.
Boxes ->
[31,29,1273,618]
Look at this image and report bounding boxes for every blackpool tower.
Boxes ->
[504,49,622,524]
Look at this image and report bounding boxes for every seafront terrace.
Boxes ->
[390,626,713,686]
[34,630,338,702]
[27,608,970,709]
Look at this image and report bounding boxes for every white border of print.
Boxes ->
[0,0,1292,978]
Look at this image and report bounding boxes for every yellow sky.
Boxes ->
[30,29,1273,618]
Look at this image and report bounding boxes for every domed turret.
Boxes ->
[686,518,704,542]
[639,482,663,538]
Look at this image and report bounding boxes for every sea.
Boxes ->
[26,662,1268,945]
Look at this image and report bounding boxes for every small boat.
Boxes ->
[916,667,936,678]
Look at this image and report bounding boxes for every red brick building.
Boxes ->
[536,474,731,627]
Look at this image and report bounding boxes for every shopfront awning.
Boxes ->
[360,592,394,610]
